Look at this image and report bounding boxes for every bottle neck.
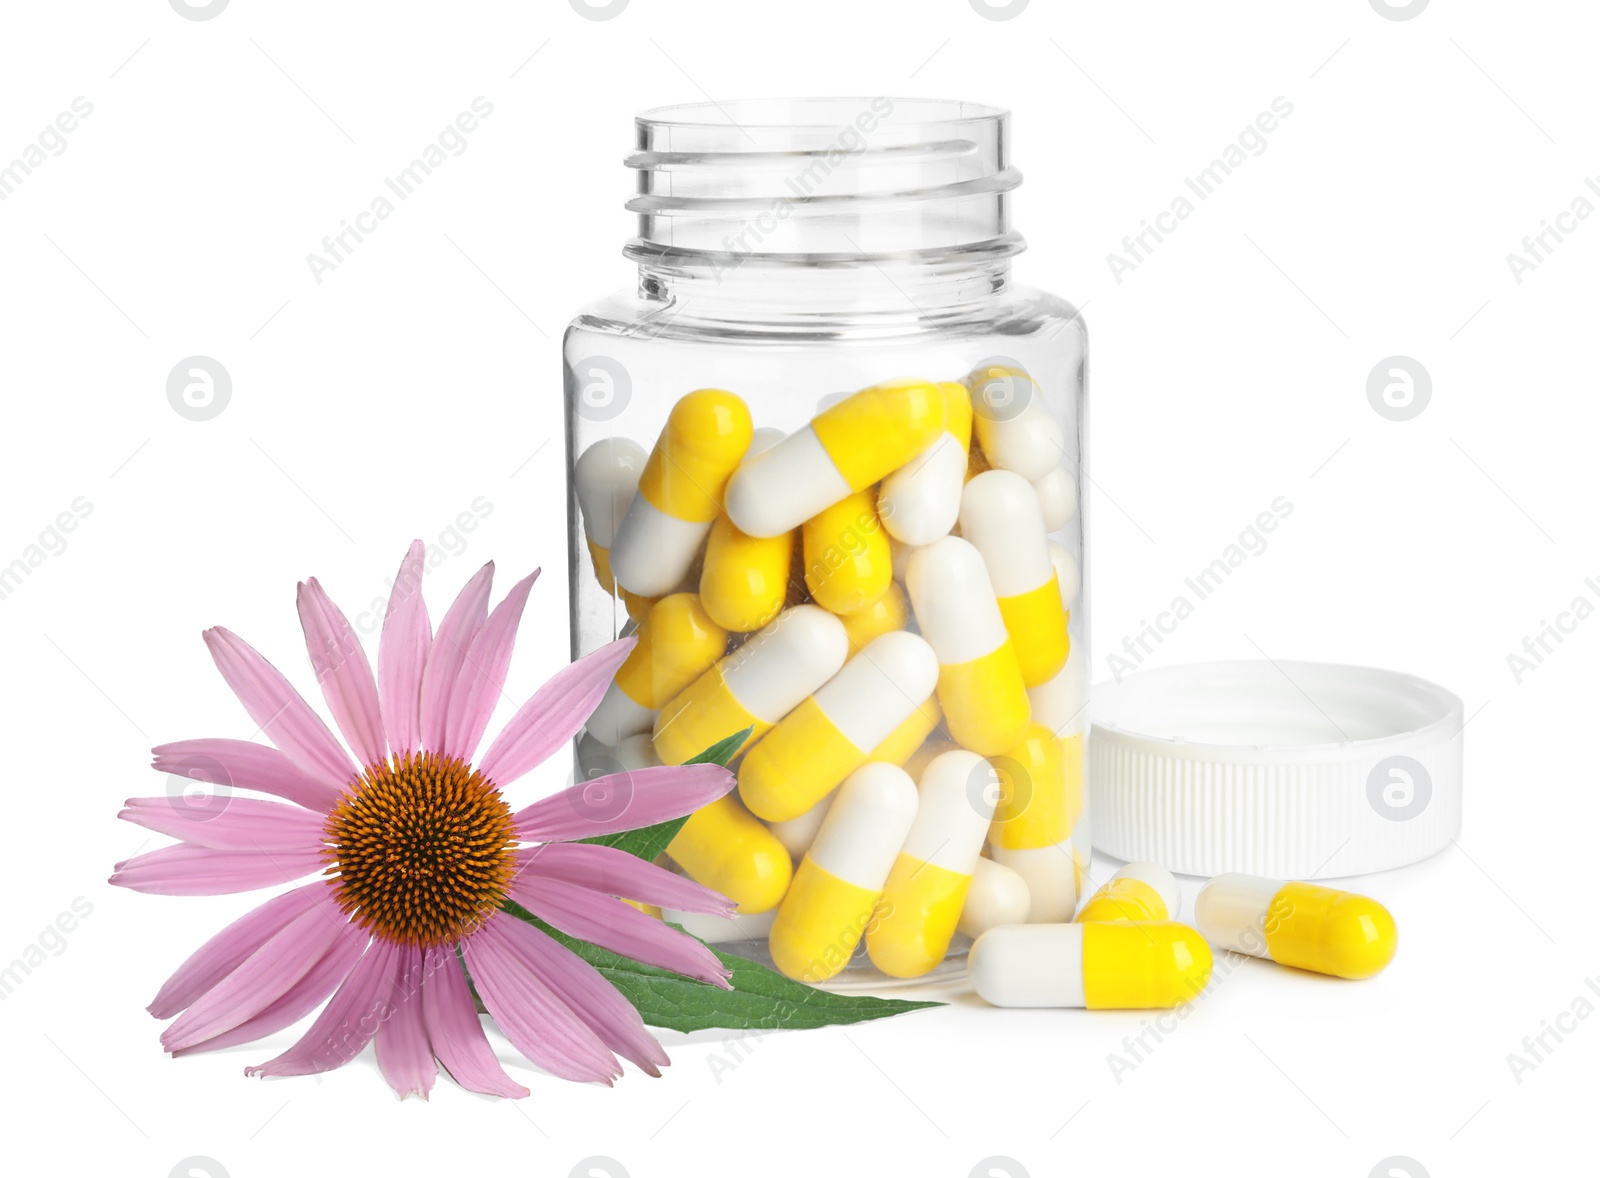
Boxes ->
[623,97,1023,329]
[634,254,1016,327]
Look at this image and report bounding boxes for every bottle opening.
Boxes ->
[625,96,1023,270]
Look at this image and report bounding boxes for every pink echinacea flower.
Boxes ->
[112,543,736,1099]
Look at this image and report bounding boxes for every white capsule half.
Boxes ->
[1027,646,1088,737]
[989,840,1079,923]
[614,733,662,771]
[968,369,1065,481]
[959,470,1055,599]
[905,751,995,873]
[575,437,646,550]
[724,425,852,540]
[906,536,1009,666]
[957,857,1032,939]
[660,907,777,944]
[1034,465,1077,533]
[723,604,850,724]
[1049,541,1081,609]
[808,764,919,886]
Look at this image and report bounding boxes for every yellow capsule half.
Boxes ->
[803,489,893,616]
[811,379,947,493]
[989,726,1082,851]
[666,794,792,915]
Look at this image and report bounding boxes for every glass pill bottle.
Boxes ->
[563,98,1088,985]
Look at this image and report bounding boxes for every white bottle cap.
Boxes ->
[1089,660,1463,878]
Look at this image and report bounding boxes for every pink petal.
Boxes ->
[204,627,357,793]
[461,919,623,1085]
[378,541,432,755]
[153,739,342,813]
[478,638,636,787]
[148,883,329,1019]
[375,949,437,1100]
[509,876,730,989]
[161,902,356,1052]
[172,931,368,1056]
[441,570,538,763]
[119,796,325,853]
[111,844,327,896]
[297,578,387,770]
[484,913,669,1077]
[420,946,528,1099]
[517,843,734,917]
[419,562,493,755]
[513,763,734,843]
[246,938,404,1078]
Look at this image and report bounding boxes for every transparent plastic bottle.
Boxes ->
[563,98,1088,985]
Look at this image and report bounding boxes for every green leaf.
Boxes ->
[577,727,751,863]
[503,901,942,1033]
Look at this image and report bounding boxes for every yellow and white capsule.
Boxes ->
[802,489,893,616]
[652,604,847,766]
[666,793,793,915]
[1077,862,1181,923]
[611,389,753,597]
[966,364,1065,482]
[699,428,794,633]
[769,763,919,982]
[1194,874,1397,980]
[957,856,1032,940]
[867,750,997,978]
[587,594,728,745]
[988,725,1083,923]
[907,536,1031,756]
[574,437,647,593]
[969,922,1213,1008]
[902,737,961,784]
[960,470,1069,687]
[878,381,974,545]
[739,631,939,822]
[840,580,909,654]
[724,380,946,538]
[1034,465,1077,533]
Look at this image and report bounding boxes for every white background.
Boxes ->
[2,1,1595,1175]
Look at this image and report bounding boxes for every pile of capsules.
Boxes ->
[571,370,1398,1000]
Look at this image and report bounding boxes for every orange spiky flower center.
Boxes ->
[323,751,519,948]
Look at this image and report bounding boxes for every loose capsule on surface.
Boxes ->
[959,470,1069,687]
[587,593,727,745]
[878,381,973,546]
[1194,874,1397,980]
[969,922,1212,1009]
[739,631,939,822]
[906,536,1031,756]
[611,389,753,597]
[724,379,946,538]
[574,437,646,593]
[1076,862,1181,923]
[769,763,919,982]
[866,750,997,978]
[652,604,847,766]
